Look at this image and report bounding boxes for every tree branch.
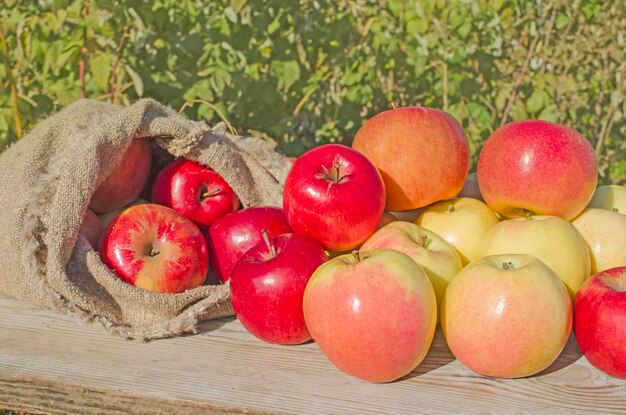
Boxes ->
[108,26,128,103]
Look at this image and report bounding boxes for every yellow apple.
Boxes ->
[416,197,500,265]
[480,215,590,299]
[572,208,626,273]
[360,221,462,316]
[586,184,626,214]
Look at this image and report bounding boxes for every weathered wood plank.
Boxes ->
[0,296,624,415]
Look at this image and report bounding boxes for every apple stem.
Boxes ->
[523,209,534,220]
[502,261,515,270]
[148,247,160,257]
[261,229,276,257]
[447,204,455,213]
[390,101,397,109]
[613,208,619,213]
[418,234,428,247]
[352,250,361,263]
[202,187,221,198]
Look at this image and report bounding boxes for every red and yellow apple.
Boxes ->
[360,221,462,315]
[572,208,626,273]
[352,106,469,211]
[99,203,208,293]
[575,266,626,379]
[480,215,590,298]
[477,120,598,220]
[90,138,152,213]
[303,249,436,382]
[441,254,572,378]
[416,197,500,265]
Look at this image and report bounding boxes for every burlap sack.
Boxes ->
[0,98,291,341]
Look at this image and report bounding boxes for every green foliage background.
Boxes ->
[0,0,624,183]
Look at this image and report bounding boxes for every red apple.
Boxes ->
[303,249,437,382]
[79,208,103,248]
[208,207,291,283]
[90,138,152,213]
[477,120,598,220]
[575,266,626,379]
[230,232,327,344]
[152,159,240,227]
[99,203,208,293]
[283,144,385,251]
[352,106,469,211]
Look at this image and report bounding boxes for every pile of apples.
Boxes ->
[86,106,626,383]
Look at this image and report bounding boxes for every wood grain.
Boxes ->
[0,296,624,414]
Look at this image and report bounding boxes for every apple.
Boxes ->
[352,106,469,211]
[360,221,461,315]
[79,208,103,248]
[90,138,152,213]
[152,159,240,227]
[230,231,327,344]
[575,266,626,379]
[480,215,590,299]
[477,120,598,221]
[586,184,626,214]
[477,120,598,220]
[416,197,500,265]
[208,206,291,283]
[456,172,483,201]
[283,144,385,251]
[98,198,149,229]
[441,254,572,378]
[99,203,208,293]
[303,249,437,382]
[572,208,626,273]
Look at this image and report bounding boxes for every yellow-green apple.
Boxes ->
[98,198,149,229]
[303,249,436,382]
[456,172,484,201]
[352,106,469,211]
[480,215,590,299]
[208,207,291,283]
[477,120,598,220]
[586,184,626,214]
[575,266,626,379]
[572,208,626,273]
[360,222,462,314]
[79,208,103,248]
[283,144,385,251]
[99,203,208,293]
[230,232,327,345]
[152,159,240,227]
[416,197,500,265]
[441,254,572,378]
[90,138,152,213]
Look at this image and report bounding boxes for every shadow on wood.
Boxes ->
[535,333,583,377]
[400,328,455,380]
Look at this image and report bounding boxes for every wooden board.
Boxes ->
[0,296,624,415]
